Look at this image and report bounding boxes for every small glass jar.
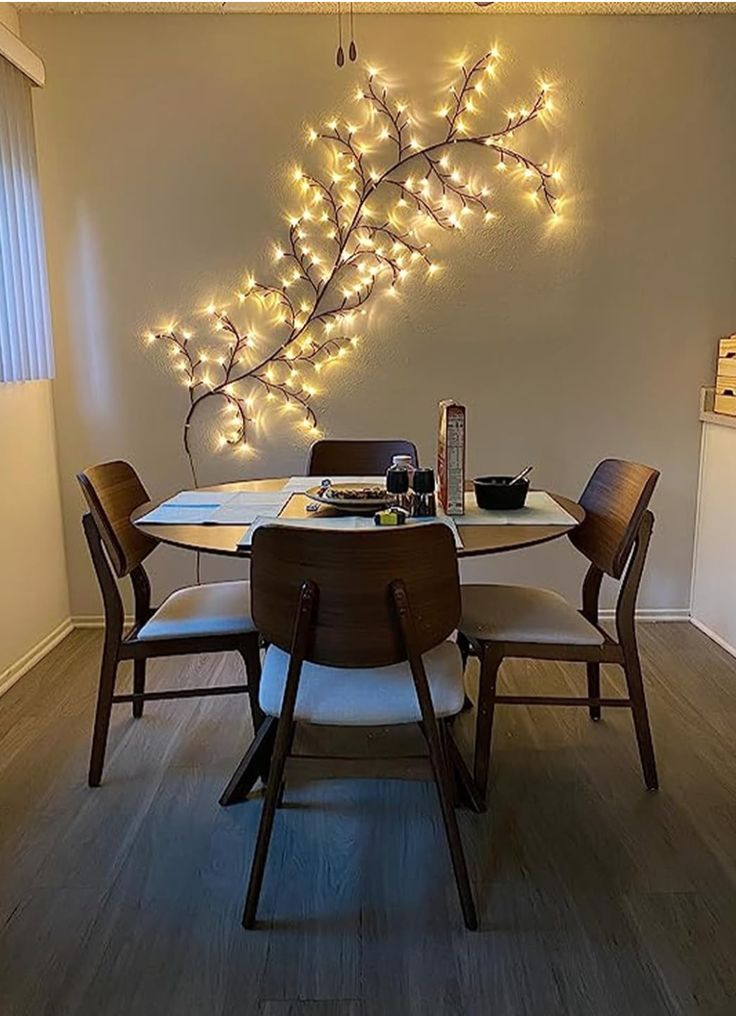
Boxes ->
[386,464,410,511]
[391,454,415,483]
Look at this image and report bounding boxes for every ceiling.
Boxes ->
[12,1,736,13]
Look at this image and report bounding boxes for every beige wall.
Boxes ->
[0,3,70,691]
[22,11,736,616]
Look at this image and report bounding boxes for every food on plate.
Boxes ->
[320,485,388,501]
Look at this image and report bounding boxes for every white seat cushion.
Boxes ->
[460,584,604,646]
[259,641,465,725]
[137,580,255,641]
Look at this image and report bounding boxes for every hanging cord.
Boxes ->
[336,1,345,67]
[349,2,357,62]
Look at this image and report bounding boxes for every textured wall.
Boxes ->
[22,11,736,615]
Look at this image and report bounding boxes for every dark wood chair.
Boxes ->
[77,460,263,787]
[241,523,477,931]
[458,458,660,806]
[306,438,418,475]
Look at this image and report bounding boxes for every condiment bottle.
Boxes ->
[386,463,410,511]
[411,468,437,517]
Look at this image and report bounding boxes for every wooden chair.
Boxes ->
[241,523,477,930]
[458,458,660,807]
[77,460,263,787]
[306,438,418,476]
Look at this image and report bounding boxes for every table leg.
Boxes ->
[445,728,485,813]
[219,717,276,806]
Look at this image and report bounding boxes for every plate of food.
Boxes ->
[304,481,392,514]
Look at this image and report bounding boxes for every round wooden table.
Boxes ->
[133,477,584,808]
[134,477,585,558]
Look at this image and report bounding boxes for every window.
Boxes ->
[0,53,54,382]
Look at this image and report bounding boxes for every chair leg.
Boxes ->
[587,661,601,721]
[132,659,146,719]
[276,724,296,808]
[242,715,295,928]
[455,633,474,712]
[391,581,476,929]
[621,645,659,791]
[242,581,314,929]
[473,645,503,809]
[421,711,478,930]
[438,721,456,808]
[88,637,119,787]
[457,630,471,669]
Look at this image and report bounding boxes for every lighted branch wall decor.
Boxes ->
[143,48,562,485]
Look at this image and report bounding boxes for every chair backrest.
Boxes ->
[77,460,157,578]
[570,458,659,579]
[251,523,460,668]
[306,439,419,476]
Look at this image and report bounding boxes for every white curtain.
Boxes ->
[0,53,54,382]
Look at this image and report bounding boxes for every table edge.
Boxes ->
[132,480,584,559]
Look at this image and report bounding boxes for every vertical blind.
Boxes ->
[0,53,54,382]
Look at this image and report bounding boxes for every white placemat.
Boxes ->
[450,491,577,526]
[138,490,290,525]
[240,514,463,548]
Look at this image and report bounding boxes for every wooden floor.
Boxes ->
[1,622,735,1015]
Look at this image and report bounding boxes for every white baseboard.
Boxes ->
[0,607,697,702]
[72,614,133,629]
[0,617,74,699]
[690,616,736,659]
[72,610,691,629]
[599,608,691,622]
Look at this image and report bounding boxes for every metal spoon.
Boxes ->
[508,465,533,485]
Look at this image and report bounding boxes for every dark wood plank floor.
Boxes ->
[1,622,735,1015]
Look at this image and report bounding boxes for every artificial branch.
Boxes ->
[144,48,562,481]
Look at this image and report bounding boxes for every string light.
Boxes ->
[144,47,562,480]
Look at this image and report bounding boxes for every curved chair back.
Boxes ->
[251,523,460,668]
[306,439,418,476]
[570,458,659,579]
[77,460,157,578]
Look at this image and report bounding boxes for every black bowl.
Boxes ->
[473,475,529,511]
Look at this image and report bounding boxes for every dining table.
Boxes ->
[133,476,585,807]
